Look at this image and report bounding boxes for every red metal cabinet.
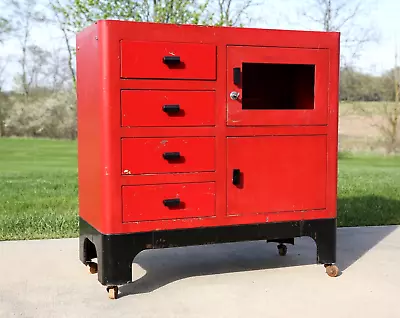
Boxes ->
[77,20,340,299]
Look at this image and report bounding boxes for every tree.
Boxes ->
[13,45,52,97]
[296,0,379,65]
[377,53,400,154]
[49,0,77,89]
[355,57,400,154]
[8,0,46,97]
[0,57,11,137]
[0,17,12,43]
[339,67,393,102]
[52,0,212,34]
[0,0,13,43]
[211,0,258,26]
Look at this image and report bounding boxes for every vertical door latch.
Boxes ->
[232,169,241,186]
[233,67,241,85]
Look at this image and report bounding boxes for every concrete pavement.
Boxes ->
[0,226,399,318]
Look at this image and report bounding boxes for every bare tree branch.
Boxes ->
[50,0,76,89]
[298,0,378,65]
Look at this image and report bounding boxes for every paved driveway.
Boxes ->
[1,226,399,318]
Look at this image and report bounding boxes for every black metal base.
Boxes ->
[79,217,336,286]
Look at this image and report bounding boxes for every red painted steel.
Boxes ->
[121,90,216,127]
[76,20,340,235]
[227,135,327,216]
[121,137,216,175]
[122,182,216,222]
[120,41,217,80]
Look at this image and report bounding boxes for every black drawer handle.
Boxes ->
[232,168,241,186]
[163,152,181,160]
[163,198,181,207]
[163,56,181,64]
[163,104,180,113]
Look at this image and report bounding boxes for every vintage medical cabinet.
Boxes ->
[76,20,340,299]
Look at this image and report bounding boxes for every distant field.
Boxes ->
[339,101,399,153]
[0,138,399,241]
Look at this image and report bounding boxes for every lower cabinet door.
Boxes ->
[227,135,327,216]
[122,182,216,222]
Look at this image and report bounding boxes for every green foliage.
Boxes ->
[2,91,77,139]
[340,67,398,102]
[53,0,214,33]
[0,17,12,43]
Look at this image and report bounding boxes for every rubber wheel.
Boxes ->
[325,264,339,277]
[87,262,98,274]
[107,286,118,300]
[278,244,287,256]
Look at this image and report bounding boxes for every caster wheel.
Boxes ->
[325,264,339,277]
[277,244,287,256]
[107,286,118,300]
[86,262,98,274]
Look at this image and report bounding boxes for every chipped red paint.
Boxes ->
[76,20,340,235]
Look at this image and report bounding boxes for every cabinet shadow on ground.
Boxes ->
[119,195,399,298]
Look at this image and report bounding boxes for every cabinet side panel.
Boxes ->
[76,25,103,230]
[326,34,340,219]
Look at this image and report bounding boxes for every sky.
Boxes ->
[1,0,399,91]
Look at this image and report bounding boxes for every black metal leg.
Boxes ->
[303,219,337,265]
[96,235,145,286]
[79,235,97,264]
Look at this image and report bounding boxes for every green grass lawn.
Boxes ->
[0,138,399,241]
[0,138,78,240]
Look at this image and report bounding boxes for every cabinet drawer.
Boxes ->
[122,137,215,175]
[121,90,215,127]
[120,40,216,80]
[122,182,216,222]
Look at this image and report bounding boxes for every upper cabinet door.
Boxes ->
[227,46,330,126]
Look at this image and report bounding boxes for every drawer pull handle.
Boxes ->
[163,104,180,113]
[163,198,181,207]
[232,168,241,186]
[163,56,181,64]
[163,152,181,160]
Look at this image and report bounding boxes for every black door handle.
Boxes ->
[163,104,180,113]
[233,67,241,85]
[163,56,181,64]
[163,198,181,207]
[163,152,181,160]
[232,169,241,185]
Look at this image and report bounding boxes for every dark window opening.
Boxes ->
[241,63,315,110]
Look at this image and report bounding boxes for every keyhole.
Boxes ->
[230,91,240,100]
